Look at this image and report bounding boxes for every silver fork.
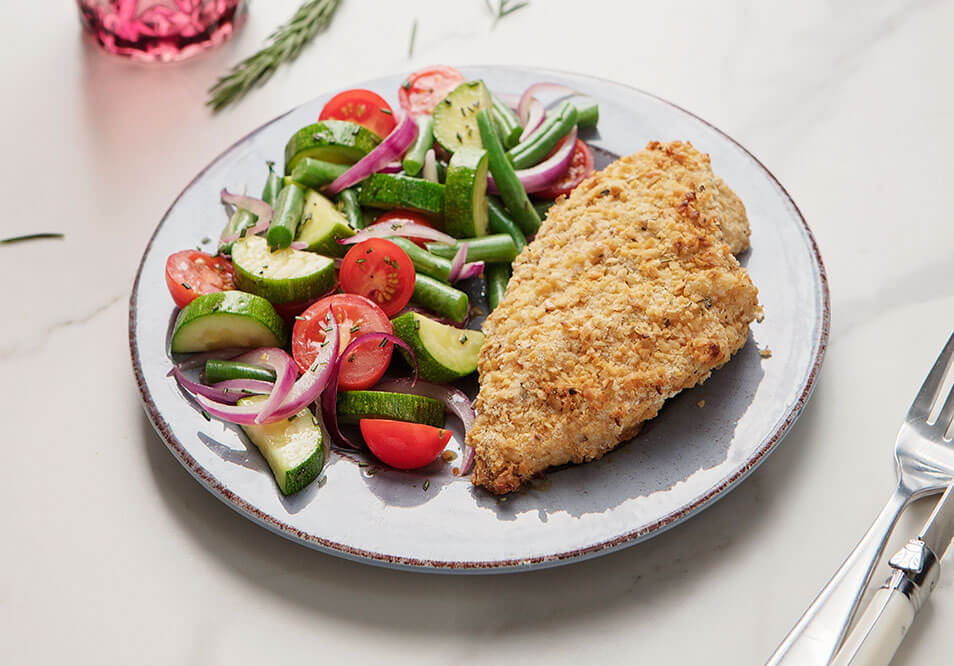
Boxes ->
[767,332,954,665]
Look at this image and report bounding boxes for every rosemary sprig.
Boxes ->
[0,233,64,245]
[484,0,529,27]
[408,18,418,58]
[207,0,342,112]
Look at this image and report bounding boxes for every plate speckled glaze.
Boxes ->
[130,66,829,573]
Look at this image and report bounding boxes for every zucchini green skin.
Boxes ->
[411,273,469,322]
[391,312,485,383]
[262,162,282,207]
[204,360,277,384]
[402,116,435,176]
[425,234,518,263]
[486,197,528,252]
[336,188,363,229]
[570,96,599,129]
[283,120,381,174]
[432,80,492,154]
[486,263,511,311]
[170,291,287,354]
[336,390,445,427]
[266,183,305,250]
[491,92,522,148]
[388,237,453,282]
[287,158,348,190]
[444,147,489,238]
[295,189,355,256]
[477,109,541,236]
[507,101,578,169]
[358,173,445,216]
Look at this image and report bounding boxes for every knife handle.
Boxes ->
[830,584,915,666]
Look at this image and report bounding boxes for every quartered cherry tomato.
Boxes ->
[164,250,234,309]
[359,419,453,470]
[398,65,465,116]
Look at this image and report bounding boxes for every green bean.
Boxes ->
[491,92,522,149]
[388,237,453,282]
[286,158,348,190]
[336,187,363,229]
[204,360,277,384]
[485,263,511,312]
[476,109,541,236]
[266,182,305,249]
[507,101,578,169]
[570,96,599,129]
[425,234,518,264]
[411,274,470,322]
[487,197,528,252]
[402,116,434,176]
[262,162,282,207]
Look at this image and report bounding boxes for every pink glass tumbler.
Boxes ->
[78,0,247,62]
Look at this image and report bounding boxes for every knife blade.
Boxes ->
[831,481,954,666]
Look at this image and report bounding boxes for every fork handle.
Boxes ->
[766,485,910,665]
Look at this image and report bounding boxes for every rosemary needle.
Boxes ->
[0,233,64,245]
[408,18,418,58]
[207,0,342,112]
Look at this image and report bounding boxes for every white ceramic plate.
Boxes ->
[130,66,829,573]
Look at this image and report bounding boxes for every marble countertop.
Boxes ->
[2,1,953,663]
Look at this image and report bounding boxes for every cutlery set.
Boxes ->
[768,333,954,665]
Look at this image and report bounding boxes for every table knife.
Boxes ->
[830,480,954,666]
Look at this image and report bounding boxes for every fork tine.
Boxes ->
[908,332,954,421]
[936,377,954,435]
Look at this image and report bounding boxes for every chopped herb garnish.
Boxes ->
[201,236,211,244]
[402,80,412,91]
[181,282,192,290]
[422,479,430,491]
[704,297,712,308]
[288,413,298,422]
[458,334,468,344]
[366,467,378,476]
[0,232,64,244]
[366,247,374,254]
[408,18,417,58]
[380,108,392,115]
[455,131,463,143]
[359,462,369,468]
[347,353,356,363]
[350,324,360,333]
[356,258,366,264]
[295,315,307,321]
[378,338,388,347]
[413,319,420,331]
[201,410,211,422]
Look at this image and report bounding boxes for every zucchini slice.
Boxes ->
[170,291,286,354]
[238,396,325,496]
[336,390,445,427]
[357,173,445,217]
[231,235,336,304]
[284,120,381,174]
[443,147,489,238]
[432,80,492,154]
[391,311,485,382]
[295,189,355,257]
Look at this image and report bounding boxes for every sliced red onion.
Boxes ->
[375,378,476,474]
[448,243,468,282]
[339,219,456,246]
[517,82,578,124]
[519,98,545,141]
[219,190,274,244]
[289,241,308,251]
[228,348,297,424]
[172,367,238,404]
[211,379,275,395]
[422,149,438,183]
[377,161,404,174]
[457,261,485,281]
[194,309,339,425]
[321,333,419,450]
[487,126,578,195]
[326,111,418,195]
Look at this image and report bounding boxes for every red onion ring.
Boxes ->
[375,378,476,474]
[339,219,456,246]
[289,241,308,250]
[326,111,418,195]
[377,161,404,174]
[456,261,485,281]
[517,82,578,125]
[229,348,297,424]
[211,379,275,395]
[194,309,339,424]
[169,348,249,374]
[172,367,238,404]
[487,126,578,195]
[519,98,545,142]
[448,242,467,282]
[220,190,274,243]
[321,333,419,451]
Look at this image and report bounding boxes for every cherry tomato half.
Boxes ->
[319,89,396,138]
[374,210,436,248]
[292,294,393,391]
[535,139,595,200]
[398,65,466,116]
[338,239,415,317]
[359,419,452,470]
[164,250,234,309]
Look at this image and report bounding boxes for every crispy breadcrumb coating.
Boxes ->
[469,141,760,494]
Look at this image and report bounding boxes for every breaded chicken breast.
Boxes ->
[469,141,760,494]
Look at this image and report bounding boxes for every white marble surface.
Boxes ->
[1,0,953,663]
